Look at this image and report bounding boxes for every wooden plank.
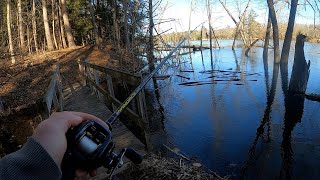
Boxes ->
[138,89,152,150]
[43,65,63,116]
[106,75,116,111]
[93,68,103,101]
[44,71,58,113]
[84,59,93,90]
[56,65,63,111]
[78,59,86,85]
[52,93,59,111]
[81,73,141,121]
[79,61,141,86]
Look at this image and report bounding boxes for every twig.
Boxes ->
[163,144,190,161]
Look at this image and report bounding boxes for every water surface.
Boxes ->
[148,40,320,179]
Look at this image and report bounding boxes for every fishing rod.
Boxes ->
[62,22,204,179]
[107,22,204,125]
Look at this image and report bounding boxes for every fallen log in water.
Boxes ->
[178,81,202,85]
[184,82,216,86]
[180,70,194,72]
[199,70,241,74]
[305,94,320,102]
[154,75,171,80]
[176,75,190,80]
[206,75,216,78]
[181,79,258,86]
[200,69,261,76]
[178,78,249,86]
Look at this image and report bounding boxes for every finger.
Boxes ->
[59,114,83,132]
[89,169,97,177]
[75,169,88,178]
[69,111,107,126]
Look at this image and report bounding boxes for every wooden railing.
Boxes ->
[78,60,151,149]
[42,64,63,118]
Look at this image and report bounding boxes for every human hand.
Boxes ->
[32,111,105,177]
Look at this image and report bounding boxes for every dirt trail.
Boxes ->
[0,45,115,110]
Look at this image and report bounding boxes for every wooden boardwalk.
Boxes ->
[63,85,146,179]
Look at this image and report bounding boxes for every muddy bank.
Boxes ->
[116,155,226,180]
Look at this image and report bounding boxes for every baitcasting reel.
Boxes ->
[62,120,143,179]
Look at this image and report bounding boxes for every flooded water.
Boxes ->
[147,40,320,179]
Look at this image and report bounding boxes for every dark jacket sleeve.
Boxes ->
[0,137,61,180]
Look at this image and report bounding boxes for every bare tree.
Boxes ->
[7,0,15,63]
[207,0,213,62]
[263,14,271,60]
[280,0,298,64]
[58,0,67,48]
[218,0,248,48]
[112,0,120,48]
[148,0,154,65]
[41,0,55,51]
[123,0,130,50]
[267,0,280,63]
[131,0,139,46]
[32,0,39,52]
[232,0,252,50]
[52,0,58,49]
[60,0,76,47]
[88,0,100,46]
[188,0,194,46]
[17,0,25,52]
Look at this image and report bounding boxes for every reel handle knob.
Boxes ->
[125,148,143,164]
[61,156,77,180]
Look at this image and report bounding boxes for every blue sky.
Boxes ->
[156,0,316,33]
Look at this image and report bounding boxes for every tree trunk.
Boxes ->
[60,0,76,47]
[219,0,247,47]
[25,6,31,54]
[41,0,54,51]
[7,0,15,64]
[88,0,100,46]
[52,0,58,49]
[207,0,213,62]
[188,0,193,46]
[131,0,139,47]
[245,38,260,56]
[288,34,310,94]
[211,27,220,49]
[267,0,280,63]
[17,0,25,52]
[280,0,298,64]
[27,24,31,54]
[58,0,67,48]
[200,25,203,49]
[123,0,130,50]
[148,0,154,66]
[232,0,251,49]
[32,0,39,52]
[263,14,271,60]
[112,0,120,48]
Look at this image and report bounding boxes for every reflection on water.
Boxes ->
[148,40,320,179]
